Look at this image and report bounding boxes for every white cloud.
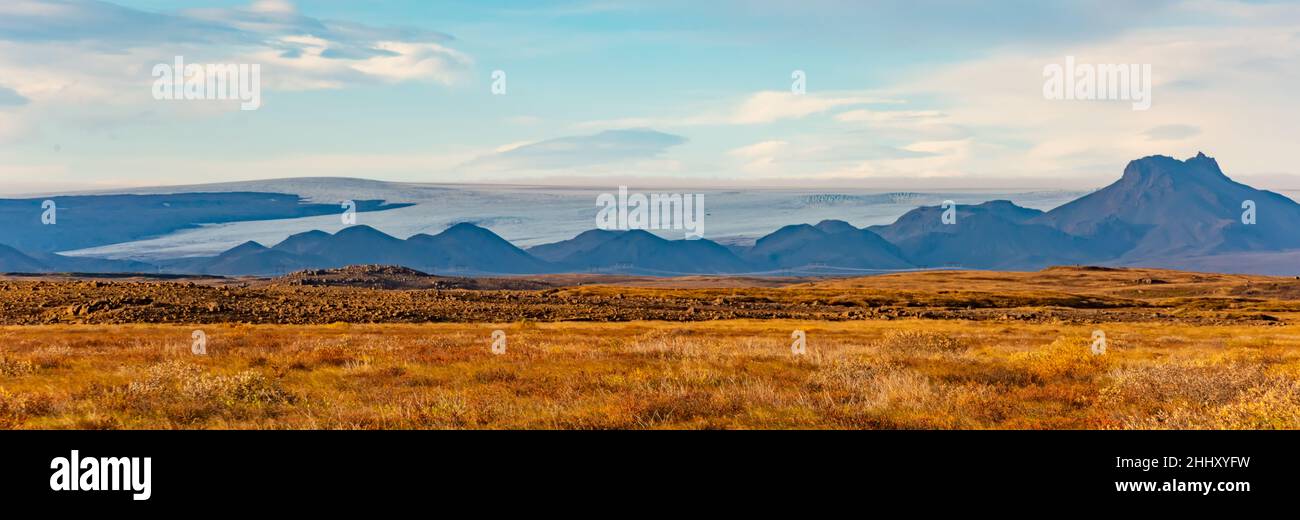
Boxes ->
[504,115,543,126]
[834,109,946,124]
[567,0,1300,184]
[730,91,900,124]
[494,140,537,153]
[830,2,1300,181]
[243,38,472,91]
[577,90,901,129]
[1144,124,1201,141]
[249,0,296,14]
[0,84,28,106]
[727,140,788,173]
[726,137,943,177]
[463,128,688,174]
[728,140,788,159]
[830,139,974,178]
[0,0,474,141]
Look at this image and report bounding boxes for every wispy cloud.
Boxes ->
[577,90,901,129]
[0,0,475,150]
[822,1,1300,180]
[463,128,688,172]
[0,0,472,101]
[1144,124,1201,141]
[727,137,941,176]
[0,85,28,106]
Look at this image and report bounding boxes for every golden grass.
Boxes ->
[1,319,1299,429]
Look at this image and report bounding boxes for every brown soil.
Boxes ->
[1,265,1296,326]
[275,265,555,290]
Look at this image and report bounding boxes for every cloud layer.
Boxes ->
[464,129,688,173]
[0,0,472,119]
[2,0,1298,191]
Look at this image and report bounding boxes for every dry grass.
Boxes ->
[1,319,1299,429]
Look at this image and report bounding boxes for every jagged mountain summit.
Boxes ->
[1034,152,1300,261]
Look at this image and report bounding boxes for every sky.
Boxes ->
[0,0,1298,193]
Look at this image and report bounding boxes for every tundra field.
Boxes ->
[2,266,1300,429]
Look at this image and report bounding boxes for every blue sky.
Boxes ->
[0,0,1297,193]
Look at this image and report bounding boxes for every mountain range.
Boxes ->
[2,153,1298,276]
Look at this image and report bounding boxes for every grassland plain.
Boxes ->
[2,318,1299,430]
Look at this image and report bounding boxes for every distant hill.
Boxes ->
[0,244,47,272]
[870,201,1098,269]
[0,244,154,274]
[538,229,752,274]
[166,241,311,277]
[872,200,1041,243]
[744,220,912,270]
[0,192,411,254]
[526,229,624,262]
[405,223,553,274]
[178,223,553,276]
[274,225,415,267]
[531,220,912,274]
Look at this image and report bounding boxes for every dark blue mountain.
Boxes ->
[540,229,752,274]
[526,229,624,262]
[405,223,553,274]
[0,244,47,272]
[0,244,154,273]
[744,220,912,270]
[0,192,411,254]
[1034,153,1300,261]
[870,201,1098,269]
[166,241,312,276]
[185,223,552,276]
